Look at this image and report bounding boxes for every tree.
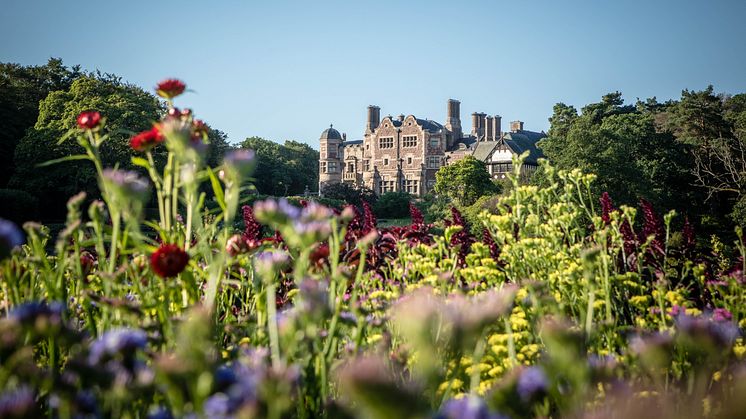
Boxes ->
[10,75,162,219]
[434,156,499,207]
[539,92,698,215]
[0,58,83,187]
[237,137,319,196]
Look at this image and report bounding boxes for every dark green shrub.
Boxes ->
[0,188,39,223]
[462,194,502,234]
[321,183,376,206]
[373,192,412,219]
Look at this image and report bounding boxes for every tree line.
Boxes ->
[0,59,318,222]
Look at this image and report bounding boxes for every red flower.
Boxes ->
[155,79,186,99]
[77,111,101,130]
[130,126,164,152]
[150,244,189,278]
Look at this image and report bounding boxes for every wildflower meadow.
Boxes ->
[2,80,746,419]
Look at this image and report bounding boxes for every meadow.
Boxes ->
[0,80,745,419]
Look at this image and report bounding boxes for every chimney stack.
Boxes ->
[484,115,494,141]
[366,105,381,134]
[510,120,524,132]
[398,114,405,122]
[492,115,502,140]
[471,112,486,138]
[342,133,347,141]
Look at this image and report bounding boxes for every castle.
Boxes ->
[318,99,545,196]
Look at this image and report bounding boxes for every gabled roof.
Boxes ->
[503,130,546,164]
[472,141,499,161]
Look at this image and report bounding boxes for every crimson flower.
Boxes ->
[130,126,164,152]
[77,111,101,130]
[155,79,186,99]
[150,244,189,278]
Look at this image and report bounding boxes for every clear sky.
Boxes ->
[2,0,745,148]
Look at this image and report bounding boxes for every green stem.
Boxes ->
[267,282,281,368]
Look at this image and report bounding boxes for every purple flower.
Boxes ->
[10,301,64,325]
[223,149,256,178]
[0,386,37,418]
[0,218,24,260]
[102,169,150,201]
[437,396,506,419]
[253,250,290,278]
[254,199,301,225]
[88,328,148,365]
[516,366,549,402]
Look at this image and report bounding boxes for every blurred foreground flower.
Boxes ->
[155,79,186,99]
[130,126,164,152]
[0,218,24,260]
[102,169,150,203]
[150,244,189,278]
[437,395,506,419]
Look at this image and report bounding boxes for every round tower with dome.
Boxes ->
[318,124,343,193]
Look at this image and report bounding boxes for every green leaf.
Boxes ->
[36,154,90,167]
[56,128,78,145]
[207,167,227,212]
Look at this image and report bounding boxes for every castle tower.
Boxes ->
[318,124,343,193]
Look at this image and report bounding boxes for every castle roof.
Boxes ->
[320,125,342,140]
[416,118,443,132]
[503,130,546,164]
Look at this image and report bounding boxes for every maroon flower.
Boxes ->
[130,126,164,152]
[80,251,96,275]
[77,111,101,130]
[599,192,614,225]
[155,79,186,99]
[409,202,424,227]
[242,205,262,243]
[150,244,189,278]
[362,201,377,234]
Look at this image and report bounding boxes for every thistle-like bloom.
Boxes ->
[102,169,150,202]
[0,386,37,418]
[437,396,505,419]
[130,126,164,152]
[9,301,64,325]
[0,218,24,260]
[150,244,189,278]
[77,111,102,130]
[516,366,549,402]
[88,328,148,365]
[155,78,186,99]
[254,250,290,279]
[223,149,256,179]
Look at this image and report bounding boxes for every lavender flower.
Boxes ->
[516,366,549,402]
[10,301,64,325]
[253,250,290,279]
[437,396,506,419]
[223,149,256,178]
[0,218,24,260]
[102,169,150,202]
[88,328,148,365]
[254,199,301,225]
[0,386,37,418]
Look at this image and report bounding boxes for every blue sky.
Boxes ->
[2,0,745,148]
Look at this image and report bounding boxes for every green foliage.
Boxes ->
[461,194,501,234]
[434,155,499,207]
[237,136,319,196]
[320,182,377,206]
[373,192,412,219]
[539,91,701,220]
[0,188,39,223]
[10,75,162,219]
[0,58,83,188]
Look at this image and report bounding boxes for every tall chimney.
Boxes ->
[366,105,380,134]
[493,115,502,140]
[484,116,494,141]
[445,99,462,143]
[471,113,481,137]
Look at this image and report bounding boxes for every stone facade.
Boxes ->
[319,99,545,196]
